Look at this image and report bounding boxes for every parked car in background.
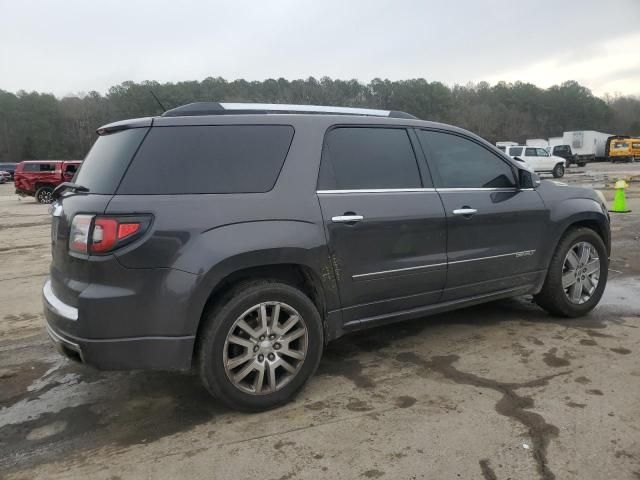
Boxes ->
[14,160,81,203]
[0,171,11,183]
[0,163,18,179]
[548,144,585,166]
[609,140,633,163]
[43,102,610,411]
[505,145,566,177]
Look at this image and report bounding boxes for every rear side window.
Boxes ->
[318,127,422,190]
[418,130,516,189]
[23,163,55,172]
[508,147,523,156]
[118,125,294,194]
[75,128,149,194]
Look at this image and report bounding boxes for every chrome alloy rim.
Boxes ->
[562,241,600,304]
[223,302,308,395]
[38,189,53,204]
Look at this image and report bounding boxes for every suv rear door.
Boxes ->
[416,129,548,301]
[316,126,447,326]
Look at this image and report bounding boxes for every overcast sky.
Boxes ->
[1,0,639,98]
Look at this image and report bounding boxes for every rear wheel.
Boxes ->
[535,228,608,317]
[552,163,565,178]
[35,186,54,204]
[577,162,586,167]
[198,280,323,411]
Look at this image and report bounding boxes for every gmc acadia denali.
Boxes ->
[43,102,610,411]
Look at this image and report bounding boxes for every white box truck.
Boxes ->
[526,139,549,147]
[562,131,611,163]
[548,137,563,148]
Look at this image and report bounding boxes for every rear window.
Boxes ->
[508,147,523,156]
[118,125,294,194]
[74,128,149,194]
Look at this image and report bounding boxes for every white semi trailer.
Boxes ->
[562,131,611,163]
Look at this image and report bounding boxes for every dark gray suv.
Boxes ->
[43,102,610,411]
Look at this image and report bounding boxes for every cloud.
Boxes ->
[0,0,639,97]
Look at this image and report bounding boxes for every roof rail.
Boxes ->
[161,102,417,119]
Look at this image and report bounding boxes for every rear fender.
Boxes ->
[180,220,339,335]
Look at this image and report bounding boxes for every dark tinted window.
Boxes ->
[509,147,523,156]
[118,125,293,194]
[554,145,570,153]
[23,163,55,172]
[318,127,421,190]
[75,128,148,194]
[418,130,515,188]
[525,148,537,156]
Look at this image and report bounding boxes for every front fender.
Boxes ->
[543,197,610,269]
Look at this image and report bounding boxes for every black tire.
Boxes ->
[577,162,586,167]
[552,163,565,178]
[535,228,608,317]
[197,280,324,412]
[35,186,54,204]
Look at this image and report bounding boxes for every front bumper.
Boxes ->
[42,279,195,370]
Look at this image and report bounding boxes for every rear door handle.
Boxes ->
[452,208,477,216]
[332,215,364,223]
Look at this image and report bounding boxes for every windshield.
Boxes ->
[74,128,149,194]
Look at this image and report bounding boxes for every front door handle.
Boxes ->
[452,208,477,216]
[332,214,364,224]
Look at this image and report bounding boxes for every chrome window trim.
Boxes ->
[43,279,79,321]
[317,188,436,194]
[352,250,536,279]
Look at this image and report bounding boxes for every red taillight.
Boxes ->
[69,215,150,255]
[117,222,140,239]
[91,218,118,253]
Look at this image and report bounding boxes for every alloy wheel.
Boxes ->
[223,302,308,395]
[562,241,600,304]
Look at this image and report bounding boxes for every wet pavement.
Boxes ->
[1,164,639,480]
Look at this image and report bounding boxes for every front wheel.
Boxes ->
[552,163,565,178]
[35,186,54,204]
[535,228,608,317]
[197,280,324,411]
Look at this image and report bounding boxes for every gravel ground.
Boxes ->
[1,163,639,480]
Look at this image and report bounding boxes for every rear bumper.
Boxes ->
[42,279,195,370]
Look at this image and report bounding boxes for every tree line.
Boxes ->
[0,77,638,161]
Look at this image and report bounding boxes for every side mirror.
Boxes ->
[518,168,540,189]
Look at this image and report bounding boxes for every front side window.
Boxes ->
[525,148,537,156]
[536,148,549,157]
[318,127,422,190]
[418,130,516,189]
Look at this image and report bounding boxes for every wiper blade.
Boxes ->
[52,182,90,200]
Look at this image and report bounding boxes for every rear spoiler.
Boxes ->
[96,117,153,135]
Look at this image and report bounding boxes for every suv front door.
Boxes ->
[416,130,548,301]
[317,126,447,326]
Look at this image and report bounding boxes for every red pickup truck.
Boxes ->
[14,160,82,203]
